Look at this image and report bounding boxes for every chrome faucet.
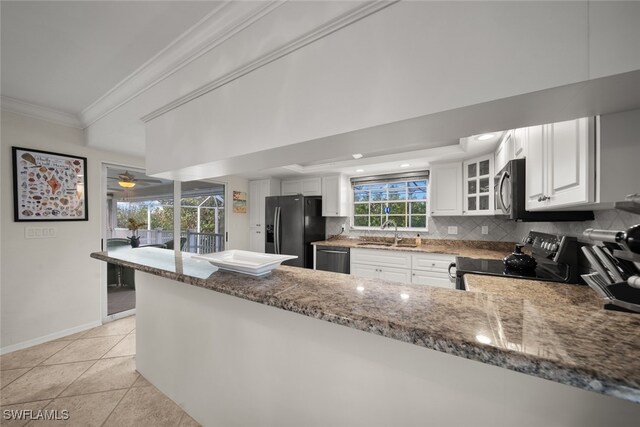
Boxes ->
[381,220,402,246]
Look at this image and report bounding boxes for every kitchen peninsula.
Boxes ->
[91,247,640,426]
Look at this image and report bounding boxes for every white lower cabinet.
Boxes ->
[350,249,455,288]
[411,253,456,289]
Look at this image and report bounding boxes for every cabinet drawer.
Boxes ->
[351,249,412,269]
[412,253,455,272]
[411,271,455,289]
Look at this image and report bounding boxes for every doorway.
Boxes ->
[102,163,226,321]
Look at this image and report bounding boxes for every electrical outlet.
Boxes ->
[481,225,489,235]
[25,226,57,239]
[447,226,458,235]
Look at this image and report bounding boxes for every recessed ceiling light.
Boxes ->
[400,163,411,168]
[352,153,363,159]
[356,169,364,173]
[477,133,494,141]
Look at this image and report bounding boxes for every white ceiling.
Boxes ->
[0,1,221,113]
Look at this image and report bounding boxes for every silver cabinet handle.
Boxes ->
[319,250,348,254]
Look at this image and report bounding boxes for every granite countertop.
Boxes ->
[91,247,640,403]
[464,274,603,309]
[312,237,514,260]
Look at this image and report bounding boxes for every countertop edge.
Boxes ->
[91,251,640,404]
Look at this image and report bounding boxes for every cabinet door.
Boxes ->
[282,180,302,196]
[249,228,264,253]
[494,131,513,172]
[546,118,593,208]
[411,271,454,289]
[379,266,412,284]
[430,163,462,216]
[249,181,262,227]
[463,155,494,215]
[258,180,270,227]
[350,263,379,279]
[513,127,527,159]
[302,178,322,196]
[525,125,546,210]
[321,176,340,216]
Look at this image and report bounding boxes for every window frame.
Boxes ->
[350,175,429,232]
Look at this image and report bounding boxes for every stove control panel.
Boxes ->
[521,231,577,264]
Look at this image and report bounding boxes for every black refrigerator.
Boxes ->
[265,195,325,268]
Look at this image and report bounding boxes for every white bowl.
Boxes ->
[191,250,298,277]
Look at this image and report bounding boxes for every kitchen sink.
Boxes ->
[357,242,392,247]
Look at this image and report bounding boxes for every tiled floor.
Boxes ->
[0,316,200,426]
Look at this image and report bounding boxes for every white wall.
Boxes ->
[0,112,144,351]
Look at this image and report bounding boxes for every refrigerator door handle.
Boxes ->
[275,207,281,254]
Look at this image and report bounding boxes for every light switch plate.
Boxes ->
[481,226,489,235]
[25,226,57,239]
[447,226,458,235]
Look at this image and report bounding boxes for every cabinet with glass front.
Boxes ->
[463,155,494,215]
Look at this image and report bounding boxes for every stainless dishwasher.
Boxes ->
[315,246,350,274]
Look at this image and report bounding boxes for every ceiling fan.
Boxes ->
[108,171,163,189]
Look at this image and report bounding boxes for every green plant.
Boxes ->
[127,218,146,235]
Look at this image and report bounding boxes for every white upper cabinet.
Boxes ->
[430,163,462,216]
[281,177,322,196]
[321,175,349,217]
[494,131,514,172]
[526,118,594,211]
[513,127,528,159]
[463,155,494,215]
[525,125,546,210]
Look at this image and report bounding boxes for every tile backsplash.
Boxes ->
[326,209,640,243]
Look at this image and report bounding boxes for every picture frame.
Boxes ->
[12,146,88,222]
[232,191,247,213]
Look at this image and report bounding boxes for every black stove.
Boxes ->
[451,231,581,290]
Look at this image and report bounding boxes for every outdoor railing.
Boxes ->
[110,229,224,254]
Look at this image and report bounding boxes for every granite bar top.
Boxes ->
[91,247,640,403]
[312,237,514,260]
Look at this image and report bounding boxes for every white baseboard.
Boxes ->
[0,320,102,355]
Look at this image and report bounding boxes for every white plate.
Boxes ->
[191,250,297,276]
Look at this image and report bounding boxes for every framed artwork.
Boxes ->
[12,147,88,221]
[232,191,247,213]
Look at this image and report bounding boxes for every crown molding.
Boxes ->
[1,96,83,128]
[142,0,398,123]
[80,0,285,127]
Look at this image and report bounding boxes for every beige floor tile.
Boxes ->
[179,413,201,427]
[41,336,124,365]
[131,374,152,388]
[1,368,31,389]
[54,329,90,341]
[103,386,185,427]
[103,333,135,358]
[0,341,70,370]
[0,399,51,427]
[61,356,138,397]
[82,316,136,338]
[0,361,94,405]
[31,389,127,427]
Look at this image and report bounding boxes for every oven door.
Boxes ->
[494,163,512,216]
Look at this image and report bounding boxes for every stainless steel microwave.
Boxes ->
[494,159,594,222]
